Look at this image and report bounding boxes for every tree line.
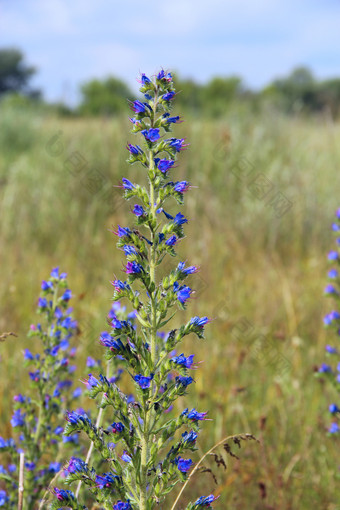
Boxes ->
[1,47,340,117]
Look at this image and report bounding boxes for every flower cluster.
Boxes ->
[51,71,216,509]
[0,268,81,508]
[317,208,340,434]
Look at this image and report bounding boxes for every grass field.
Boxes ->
[1,102,340,508]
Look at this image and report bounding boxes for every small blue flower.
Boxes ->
[142,128,160,142]
[23,349,34,361]
[126,143,143,155]
[328,251,339,261]
[176,456,193,472]
[121,451,132,463]
[38,297,48,309]
[172,353,195,368]
[140,73,151,85]
[329,422,339,434]
[125,261,144,274]
[123,245,138,257]
[324,311,340,325]
[11,409,25,428]
[134,374,154,389]
[154,158,175,173]
[166,235,177,247]
[133,204,144,216]
[190,316,209,328]
[193,494,219,507]
[326,345,337,354]
[86,356,96,367]
[25,462,35,471]
[174,181,190,193]
[130,100,147,113]
[167,137,188,152]
[174,283,193,304]
[122,178,135,190]
[66,457,88,474]
[182,408,208,421]
[113,501,132,510]
[62,289,72,301]
[182,430,198,444]
[41,280,53,291]
[318,364,332,373]
[324,284,337,294]
[329,404,340,413]
[166,115,180,123]
[328,269,338,278]
[49,462,62,473]
[176,376,194,388]
[111,422,125,434]
[0,490,9,506]
[162,91,175,101]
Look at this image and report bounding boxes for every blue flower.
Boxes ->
[140,73,151,84]
[130,100,147,113]
[96,472,120,489]
[142,128,160,142]
[125,261,144,274]
[122,178,135,190]
[329,404,340,414]
[66,457,87,474]
[38,297,48,309]
[174,283,193,304]
[182,430,198,444]
[86,356,96,367]
[166,115,180,123]
[52,488,75,502]
[133,204,144,216]
[41,280,53,291]
[326,345,337,354]
[123,245,138,257]
[190,316,209,328]
[62,289,72,301]
[23,349,34,361]
[49,462,62,473]
[166,235,177,247]
[174,213,188,225]
[167,137,188,152]
[126,143,143,155]
[324,311,340,325]
[172,354,195,368]
[112,280,131,292]
[328,251,339,261]
[11,409,25,428]
[134,374,154,389]
[329,422,339,433]
[0,490,9,506]
[174,181,190,193]
[176,456,193,472]
[318,364,332,373]
[100,332,124,351]
[25,462,35,471]
[182,408,208,421]
[176,376,194,388]
[121,451,132,463]
[111,422,125,434]
[113,501,132,510]
[154,158,175,173]
[328,269,338,278]
[163,91,175,101]
[193,494,219,507]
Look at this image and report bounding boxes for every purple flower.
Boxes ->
[62,289,72,301]
[142,128,160,142]
[176,376,194,388]
[38,297,48,309]
[174,181,190,193]
[115,226,131,238]
[123,245,138,257]
[324,311,340,325]
[96,472,120,489]
[86,356,96,367]
[318,364,332,373]
[111,422,125,434]
[23,349,34,361]
[112,280,130,292]
[66,457,87,474]
[176,456,193,472]
[328,251,339,261]
[172,353,195,368]
[130,100,146,113]
[121,451,132,463]
[182,408,208,421]
[11,410,25,428]
[133,204,144,216]
[140,73,151,85]
[326,345,337,354]
[329,422,339,433]
[163,91,175,101]
[122,178,135,190]
[0,490,9,506]
[324,284,337,295]
[329,404,340,414]
[167,137,188,152]
[194,494,219,507]
[126,143,143,155]
[100,332,124,351]
[41,280,53,291]
[328,269,338,278]
[125,261,143,274]
[190,316,209,328]
[49,462,62,473]
[52,488,75,502]
[182,430,198,444]
[113,501,132,510]
[154,158,174,173]
[166,235,177,247]
[174,283,193,304]
[157,70,172,82]
[134,374,154,389]
[174,214,188,226]
[166,115,180,124]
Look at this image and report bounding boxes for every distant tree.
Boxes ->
[0,48,37,96]
[201,76,243,117]
[79,77,133,116]
[172,76,204,114]
[317,79,340,117]
[263,66,319,113]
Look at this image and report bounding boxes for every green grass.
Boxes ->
[1,102,340,508]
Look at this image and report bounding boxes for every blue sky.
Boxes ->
[1,0,339,104]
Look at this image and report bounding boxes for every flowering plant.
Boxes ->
[49,70,219,510]
[0,268,79,509]
[317,208,340,434]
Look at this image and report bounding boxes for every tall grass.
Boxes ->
[0,102,339,508]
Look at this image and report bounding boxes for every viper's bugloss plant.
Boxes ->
[0,268,80,508]
[50,70,220,510]
[317,208,340,435]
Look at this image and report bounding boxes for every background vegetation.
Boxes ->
[1,48,340,509]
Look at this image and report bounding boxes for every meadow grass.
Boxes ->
[0,103,339,508]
